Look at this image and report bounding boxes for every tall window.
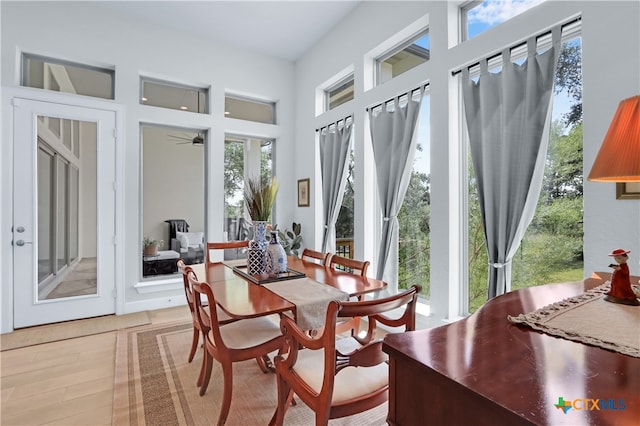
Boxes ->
[466,34,583,313]
[141,126,205,276]
[398,95,431,297]
[224,135,274,242]
[335,146,354,258]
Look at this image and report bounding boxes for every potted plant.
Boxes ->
[143,237,163,256]
[243,176,279,274]
[272,222,302,257]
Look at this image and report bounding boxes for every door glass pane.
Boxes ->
[37,116,97,300]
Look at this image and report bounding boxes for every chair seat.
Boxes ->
[292,337,389,404]
[215,315,282,349]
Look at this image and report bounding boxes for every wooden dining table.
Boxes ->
[190,256,387,321]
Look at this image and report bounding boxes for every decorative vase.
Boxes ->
[247,220,268,275]
[265,231,288,276]
[251,221,268,250]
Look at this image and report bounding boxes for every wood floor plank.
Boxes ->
[2,389,112,426]
[0,307,190,426]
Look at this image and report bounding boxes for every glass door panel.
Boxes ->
[36,116,97,301]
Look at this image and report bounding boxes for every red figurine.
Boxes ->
[605,248,640,306]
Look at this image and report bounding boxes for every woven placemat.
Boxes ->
[508,282,640,358]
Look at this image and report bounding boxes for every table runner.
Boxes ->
[508,282,640,358]
[264,278,349,330]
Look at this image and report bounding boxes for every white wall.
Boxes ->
[295,0,640,320]
[1,1,297,324]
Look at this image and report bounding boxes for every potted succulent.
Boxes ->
[143,237,163,256]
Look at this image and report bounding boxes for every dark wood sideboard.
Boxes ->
[382,273,640,426]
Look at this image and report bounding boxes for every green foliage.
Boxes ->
[335,151,354,238]
[243,175,279,221]
[143,236,163,248]
[467,122,585,313]
[543,123,583,200]
[224,139,274,218]
[555,41,582,127]
[398,168,431,297]
[272,223,302,257]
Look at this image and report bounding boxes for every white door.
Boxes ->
[13,98,116,328]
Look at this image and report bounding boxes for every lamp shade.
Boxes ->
[587,95,640,182]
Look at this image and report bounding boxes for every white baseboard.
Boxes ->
[123,295,187,314]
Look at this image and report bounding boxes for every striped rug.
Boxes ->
[112,321,387,425]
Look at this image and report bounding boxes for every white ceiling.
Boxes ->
[99,1,361,61]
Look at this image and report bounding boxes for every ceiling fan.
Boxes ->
[168,132,204,146]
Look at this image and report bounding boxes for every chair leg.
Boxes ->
[199,351,213,396]
[269,381,296,426]
[188,327,199,363]
[197,345,208,387]
[270,376,293,426]
[217,361,234,426]
[256,354,274,373]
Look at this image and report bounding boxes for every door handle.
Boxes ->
[15,240,33,246]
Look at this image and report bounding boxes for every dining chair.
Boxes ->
[301,248,330,265]
[177,259,236,365]
[327,254,371,336]
[188,270,285,425]
[327,254,370,277]
[270,285,421,426]
[205,240,249,264]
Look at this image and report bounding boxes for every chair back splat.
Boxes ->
[270,285,421,426]
[301,248,330,265]
[328,254,370,277]
[205,240,249,263]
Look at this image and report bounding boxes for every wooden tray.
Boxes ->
[232,264,306,284]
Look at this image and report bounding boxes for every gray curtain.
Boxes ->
[320,120,353,253]
[369,89,423,293]
[461,27,561,299]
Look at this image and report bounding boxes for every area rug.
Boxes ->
[508,282,640,358]
[113,321,388,425]
[0,311,150,351]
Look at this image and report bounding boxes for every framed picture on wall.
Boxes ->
[298,178,310,207]
[616,182,640,200]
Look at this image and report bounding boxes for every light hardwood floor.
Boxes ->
[1,306,191,426]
